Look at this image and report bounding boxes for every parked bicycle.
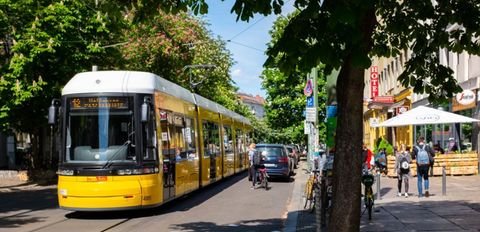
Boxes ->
[304,169,320,212]
[361,169,375,220]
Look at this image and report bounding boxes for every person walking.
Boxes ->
[412,136,435,197]
[248,143,257,189]
[395,144,412,198]
[362,143,374,171]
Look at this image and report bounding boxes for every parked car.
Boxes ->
[255,144,293,180]
[285,145,299,169]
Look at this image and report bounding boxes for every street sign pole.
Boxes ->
[312,68,319,170]
[305,68,318,172]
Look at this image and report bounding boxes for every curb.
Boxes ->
[284,162,310,232]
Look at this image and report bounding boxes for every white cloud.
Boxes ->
[231,69,242,77]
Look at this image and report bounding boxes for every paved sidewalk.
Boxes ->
[285,162,480,232]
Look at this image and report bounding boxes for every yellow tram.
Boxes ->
[49,71,252,211]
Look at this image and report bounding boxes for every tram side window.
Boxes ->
[202,121,210,158]
[202,121,220,157]
[184,117,197,160]
[246,131,253,149]
[235,129,244,155]
[159,111,172,158]
[224,126,233,154]
[160,111,189,161]
[212,123,220,155]
[172,114,187,160]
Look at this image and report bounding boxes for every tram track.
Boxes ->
[0,206,134,232]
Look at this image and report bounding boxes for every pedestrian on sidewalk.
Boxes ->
[395,144,411,198]
[362,143,374,171]
[412,136,435,197]
[248,143,260,189]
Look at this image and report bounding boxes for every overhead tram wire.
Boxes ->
[225,0,293,53]
[227,0,293,42]
[224,10,267,53]
[226,40,264,53]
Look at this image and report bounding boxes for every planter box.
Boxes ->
[387,153,479,177]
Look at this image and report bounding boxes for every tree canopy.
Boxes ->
[0,0,251,168]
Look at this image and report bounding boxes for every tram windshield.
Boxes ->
[64,96,136,163]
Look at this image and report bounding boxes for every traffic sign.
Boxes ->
[305,108,316,122]
[306,96,314,107]
[304,79,313,96]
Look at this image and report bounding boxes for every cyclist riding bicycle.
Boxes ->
[250,146,266,189]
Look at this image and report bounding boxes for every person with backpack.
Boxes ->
[412,136,435,197]
[395,144,412,197]
[248,143,265,189]
[374,148,387,175]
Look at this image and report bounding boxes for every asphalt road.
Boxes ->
[0,171,296,232]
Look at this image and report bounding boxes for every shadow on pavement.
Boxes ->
[361,200,480,231]
[0,188,57,214]
[170,218,285,232]
[0,188,58,229]
[0,215,51,229]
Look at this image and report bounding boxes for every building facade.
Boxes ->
[237,93,266,119]
[363,50,414,150]
[364,32,480,153]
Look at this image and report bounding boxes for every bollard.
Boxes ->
[376,172,381,200]
[442,166,446,196]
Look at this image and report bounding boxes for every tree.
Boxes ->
[119,10,249,115]
[1,1,250,170]
[0,0,126,168]
[123,1,480,231]
[261,14,327,145]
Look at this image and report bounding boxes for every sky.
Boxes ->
[203,1,295,98]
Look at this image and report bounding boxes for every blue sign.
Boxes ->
[306,96,314,108]
[327,105,337,118]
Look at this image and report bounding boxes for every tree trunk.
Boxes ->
[328,5,376,232]
[328,58,364,231]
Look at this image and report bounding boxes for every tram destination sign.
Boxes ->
[70,97,129,110]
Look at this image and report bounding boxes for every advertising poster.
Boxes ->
[326,69,339,148]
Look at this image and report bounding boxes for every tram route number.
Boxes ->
[70,97,129,109]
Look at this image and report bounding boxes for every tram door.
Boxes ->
[160,111,176,201]
[203,121,220,181]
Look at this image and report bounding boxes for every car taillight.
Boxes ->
[278,157,289,163]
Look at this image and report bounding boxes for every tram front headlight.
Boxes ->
[56,169,74,176]
[59,189,68,197]
[117,168,159,175]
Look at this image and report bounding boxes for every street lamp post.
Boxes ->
[182,64,216,90]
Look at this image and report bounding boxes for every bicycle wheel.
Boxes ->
[309,183,318,213]
[366,186,373,220]
[309,191,316,213]
[304,177,314,209]
[367,197,373,220]
[264,175,268,190]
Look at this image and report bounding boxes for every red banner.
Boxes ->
[370,66,378,98]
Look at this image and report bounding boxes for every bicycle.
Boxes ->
[257,165,269,190]
[361,169,375,220]
[304,169,320,212]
